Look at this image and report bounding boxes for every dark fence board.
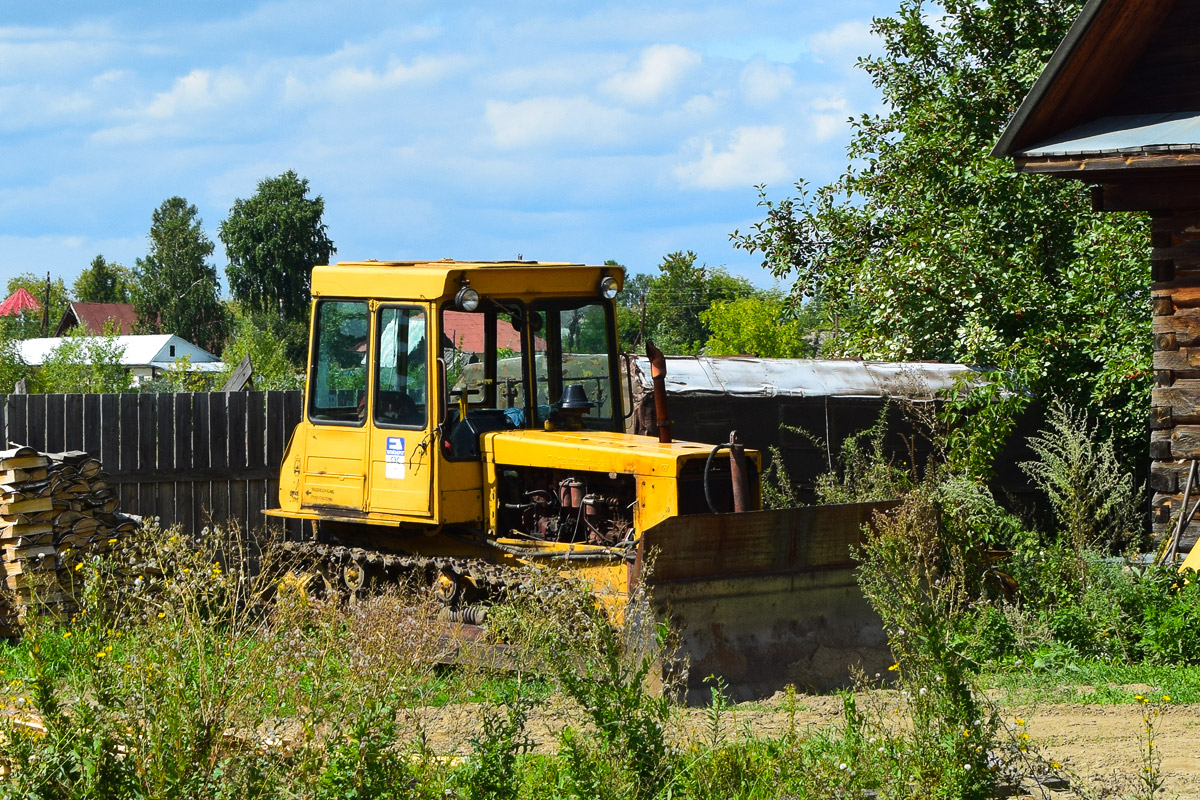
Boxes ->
[177,477,195,534]
[7,394,26,447]
[208,393,228,472]
[82,394,101,455]
[174,394,193,471]
[266,392,286,469]
[138,395,156,471]
[64,393,83,451]
[248,480,265,532]
[227,392,247,471]
[247,392,265,470]
[27,394,46,451]
[157,395,174,475]
[230,479,247,532]
[46,394,64,453]
[119,394,138,474]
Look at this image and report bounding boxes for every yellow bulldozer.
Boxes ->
[266,259,891,699]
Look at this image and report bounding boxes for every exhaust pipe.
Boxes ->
[646,341,672,444]
[729,431,748,513]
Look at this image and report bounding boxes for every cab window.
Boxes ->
[439,306,527,459]
[375,306,427,428]
[530,300,618,432]
[309,300,369,425]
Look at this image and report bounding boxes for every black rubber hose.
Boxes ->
[704,442,731,515]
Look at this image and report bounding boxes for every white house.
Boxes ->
[17,334,225,386]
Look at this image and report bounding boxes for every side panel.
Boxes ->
[300,425,368,512]
[440,459,485,525]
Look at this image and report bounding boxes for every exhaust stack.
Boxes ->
[646,341,672,443]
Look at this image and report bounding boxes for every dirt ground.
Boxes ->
[407,689,1200,798]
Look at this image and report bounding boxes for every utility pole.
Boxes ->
[41,272,50,336]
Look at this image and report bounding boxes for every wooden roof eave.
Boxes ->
[1014,150,1200,177]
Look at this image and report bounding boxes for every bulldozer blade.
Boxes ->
[642,501,897,702]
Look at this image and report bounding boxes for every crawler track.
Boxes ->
[276,540,533,619]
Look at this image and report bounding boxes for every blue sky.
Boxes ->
[1,0,896,293]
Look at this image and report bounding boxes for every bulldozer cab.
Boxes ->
[278,260,627,528]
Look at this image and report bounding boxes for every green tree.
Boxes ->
[615,268,652,351]
[219,313,304,391]
[134,197,229,353]
[220,170,335,326]
[701,291,815,358]
[2,273,69,340]
[730,0,1148,464]
[642,251,756,354]
[36,327,130,393]
[74,255,134,304]
[0,333,28,392]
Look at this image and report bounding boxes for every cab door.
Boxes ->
[301,299,371,514]
[366,304,436,519]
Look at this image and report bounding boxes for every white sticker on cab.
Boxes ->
[385,437,405,480]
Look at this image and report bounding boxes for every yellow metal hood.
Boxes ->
[483,429,740,477]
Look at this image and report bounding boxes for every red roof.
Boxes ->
[53,302,137,336]
[444,311,534,352]
[0,288,41,317]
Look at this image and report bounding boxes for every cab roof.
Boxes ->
[311,259,623,302]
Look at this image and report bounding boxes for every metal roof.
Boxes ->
[628,356,985,399]
[54,302,137,337]
[1016,111,1200,157]
[18,334,220,367]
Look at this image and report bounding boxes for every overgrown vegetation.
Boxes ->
[3,391,1190,798]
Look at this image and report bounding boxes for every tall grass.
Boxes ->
[0,523,462,798]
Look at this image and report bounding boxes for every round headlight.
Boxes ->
[598,275,620,300]
[455,286,480,312]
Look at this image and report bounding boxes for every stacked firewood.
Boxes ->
[0,447,139,635]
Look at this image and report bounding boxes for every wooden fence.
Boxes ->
[0,391,304,538]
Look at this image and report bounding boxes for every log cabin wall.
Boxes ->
[1150,210,1200,546]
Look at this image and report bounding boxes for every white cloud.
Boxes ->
[811,96,850,141]
[808,20,877,66]
[144,69,250,119]
[682,92,724,116]
[485,96,632,150]
[88,66,268,145]
[285,54,465,102]
[812,114,846,142]
[601,44,701,105]
[673,126,789,190]
[812,96,848,113]
[739,60,794,106]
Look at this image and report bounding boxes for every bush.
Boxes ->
[1020,398,1140,553]
[855,483,1000,798]
[35,327,130,393]
[813,405,914,504]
